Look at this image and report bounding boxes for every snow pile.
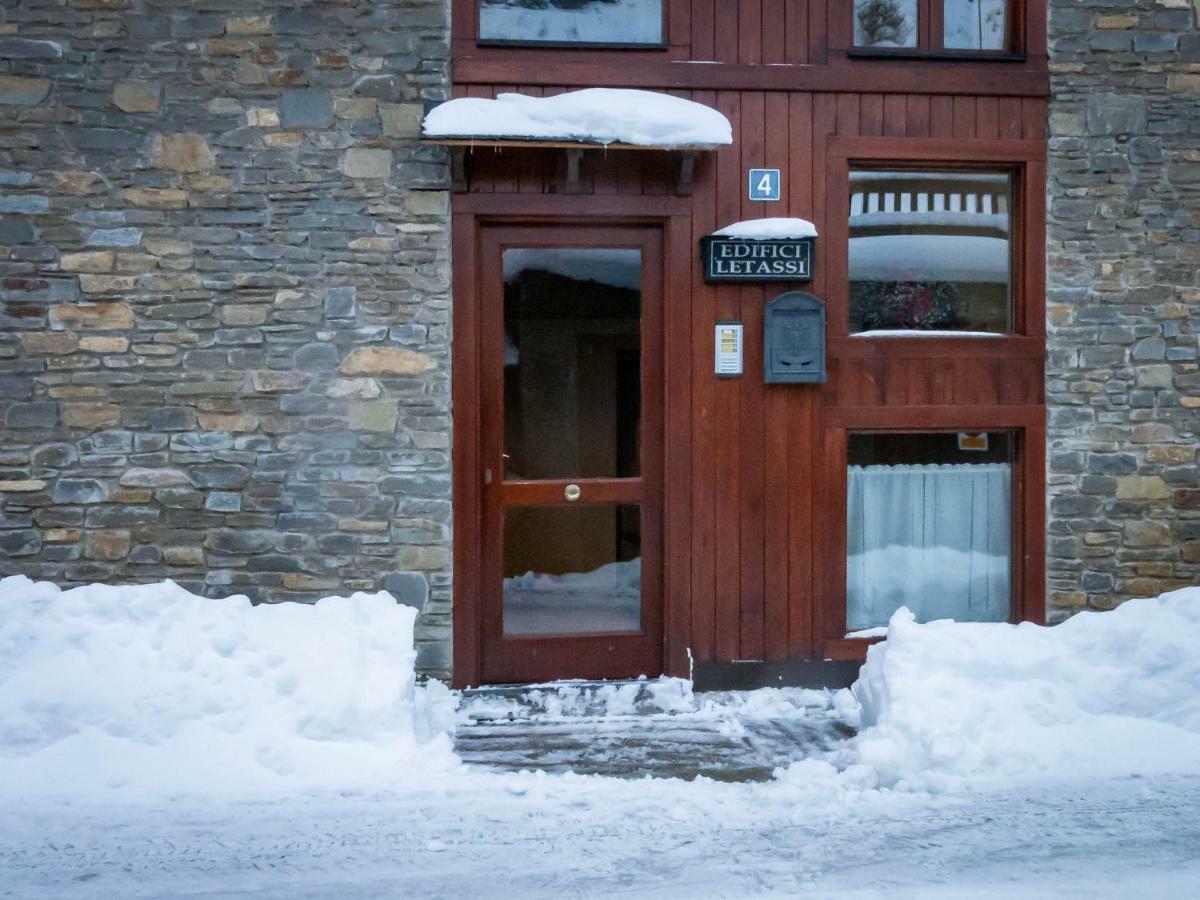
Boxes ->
[0,576,457,798]
[423,89,733,147]
[713,218,818,239]
[852,588,1200,791]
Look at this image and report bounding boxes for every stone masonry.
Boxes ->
[0,1,453,677]
[1047,1,1200,617]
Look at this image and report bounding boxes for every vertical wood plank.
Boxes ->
[737,91,767,661]
[762,0,786,64]
[930,95,955,137]
[715,0,739,63]
[976,96,999,140]
[738,0,762,65]
[692,0,714,60]
[808,0,828,64]
[836,94,861,139]
[665,213,694,676]
[953,96,976,139]
[668,0,691,49]
[784,0,809,63]
[713,90,742,664]
[690,88,719,664]
[997,97,1023,139]
[860,94,884,137]
[883,94,907,137]
[906,94,931,137]
[451,211,480,686]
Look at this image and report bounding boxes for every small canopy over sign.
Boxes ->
[712,217,819,239]
[421,88,733,149]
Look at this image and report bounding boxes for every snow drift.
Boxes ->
[0,576,457,798]
[852,588,1200,791]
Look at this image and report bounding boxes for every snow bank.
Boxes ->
[0,576,457,798]
[852,588,1200,791]
[423,89,733,147]
[713,218,818,239]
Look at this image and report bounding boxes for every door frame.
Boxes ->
[452,214,679,686]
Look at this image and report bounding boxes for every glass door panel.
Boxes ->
[479,227,663,683]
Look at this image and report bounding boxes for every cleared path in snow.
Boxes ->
[2,774,1198,899]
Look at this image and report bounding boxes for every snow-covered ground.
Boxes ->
[2,575,1199,897]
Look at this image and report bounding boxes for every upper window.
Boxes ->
[848,169,1013,335]
[853,0,1011,53]
[479,0,664,46]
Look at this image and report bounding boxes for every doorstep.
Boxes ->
[453,679,857,782]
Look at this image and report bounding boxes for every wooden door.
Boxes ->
[478,225,664,684]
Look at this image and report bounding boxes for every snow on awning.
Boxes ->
[713,218,818,239]
[421,88,733,149]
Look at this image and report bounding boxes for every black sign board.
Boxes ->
[700,235,814,283]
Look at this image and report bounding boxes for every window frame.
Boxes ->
[844,428,1018,632]
[847,0,1026,60]
[818,415,1045,661]
[846,166,1017,336]
[825,136,1046,344]
[473,0,670,50]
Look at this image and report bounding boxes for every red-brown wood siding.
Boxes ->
[449,2,1049,686]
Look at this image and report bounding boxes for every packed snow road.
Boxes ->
[4,578,1200,896]
[2,774,1199,898]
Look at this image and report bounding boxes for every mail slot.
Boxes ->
[764,291,826,383]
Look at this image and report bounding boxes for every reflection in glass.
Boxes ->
[849,170,1013,334]
[944,0,1007,50]
[480,0,663,45]
[503,248,641,481]
[503,504,641,635]
[853,0,918,48]
[847,432,1012,631]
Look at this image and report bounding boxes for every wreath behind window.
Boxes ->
[855,281,964,330]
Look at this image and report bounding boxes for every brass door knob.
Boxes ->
[564,483,582,502]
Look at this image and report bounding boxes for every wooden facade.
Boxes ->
[448,1,1050,687]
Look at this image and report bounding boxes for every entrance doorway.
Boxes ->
[476,225,664,684]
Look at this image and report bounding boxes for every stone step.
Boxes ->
[457,677,697,723]
[453,683,859,782]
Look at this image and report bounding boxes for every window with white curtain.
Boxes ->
[847,432,1012,631]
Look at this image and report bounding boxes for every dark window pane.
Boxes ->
[480,0,663,44]
[847,432,1013,631]
[853,0,918,48]
[944,0,1008,50]
[503,504,641,635]
[503,248,641,481]
[849,170,1013,334]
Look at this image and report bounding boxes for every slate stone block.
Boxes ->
[384,571,430,611]
[280,89,334,128]
[0,217,35,244]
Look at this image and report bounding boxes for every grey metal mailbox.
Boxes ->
[764,292,826,384]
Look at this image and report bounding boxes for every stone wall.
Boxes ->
[0,1,453,677]
[1047,0,1200,617]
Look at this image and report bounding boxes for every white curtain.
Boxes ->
[847,463,1011,631]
